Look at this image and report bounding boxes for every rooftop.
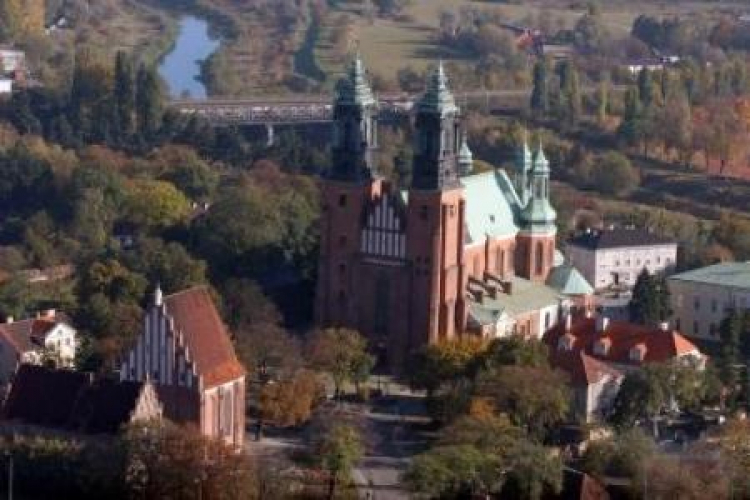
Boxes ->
[668,262,750,290]
[547,264,594,296]
[162,286,246,388]
[544,317,702,367]
[461,169,522,244]
[550,350,622,386]
[468,276,562,327]
[568,228,675,251]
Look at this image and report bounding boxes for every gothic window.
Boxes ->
[374,273,390,335]
[339,194,347,207]
[339,235,347,247]
[535,242,544,275]
[420,206,429,221]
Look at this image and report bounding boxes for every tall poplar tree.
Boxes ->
[530,60,549,115]
[135,64,163,138]
[114,51,135,138]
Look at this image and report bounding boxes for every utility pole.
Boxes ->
[7,452,12,500]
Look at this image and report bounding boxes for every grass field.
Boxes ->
[315,0,747,85]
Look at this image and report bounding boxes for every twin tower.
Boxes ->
[316,57,557,368]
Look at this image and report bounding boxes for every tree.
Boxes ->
[259,369,324,427]
[629,268,670,325]
[313,423,364,499]
[592,151,640,197]
[135,64,163,138]
[530,60,549,116]
[475,365,570,438]
[717,309,750,397]
[718,419,750,496]
[581,428,655,488]
[114,51,135,138]
[123,421,258,499]
[307,328,375,397]
[404,415,563,500]
[125,179,190,231]
[617,87,644,148]
[409,337,486,395]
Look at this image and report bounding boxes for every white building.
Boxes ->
[668,262,750,341]
[0,311,77,384]
[565,228,677,291]
[0,78,12,95]
[0,48,25,73]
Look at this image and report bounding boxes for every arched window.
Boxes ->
[535,242,544,275]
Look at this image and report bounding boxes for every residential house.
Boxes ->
[1,364,162,435]
[550,348,623,423]
[0,311,77,385]
[565,228,677,291]
[545,314,705,419]
[0,48,25,74]
[668,262,750,341]
[119,286,246,447]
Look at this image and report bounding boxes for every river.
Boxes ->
[159,16,220,99]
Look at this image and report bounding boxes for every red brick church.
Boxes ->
[315,58,592,368]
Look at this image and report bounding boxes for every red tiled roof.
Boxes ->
[544,317,702,366]
[164,287,245,388]
[550,350,623,386]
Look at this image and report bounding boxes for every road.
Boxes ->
[353,394,432,500]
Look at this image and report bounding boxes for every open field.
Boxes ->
[315,0,749,84]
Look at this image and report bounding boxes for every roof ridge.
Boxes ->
[164,284,210,300]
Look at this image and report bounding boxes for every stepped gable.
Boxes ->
[163,286,245,388]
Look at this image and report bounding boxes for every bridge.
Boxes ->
[170,90,531,145]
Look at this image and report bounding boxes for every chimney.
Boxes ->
[659,321,670,331]
[596,315,609,333]
[487,285,498,299]
[154,284,163,307]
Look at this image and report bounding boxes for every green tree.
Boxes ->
[629,268,671,325]
[114,51,135,138]
[313,423,364,500]
[125,179,190,231]
[592,151,640,197]
[530,60,549,116]
[618,87,644,148]
[581,428,655,485]
[404,415,563,500]
[475,365,570,438]
[135,63,163,137]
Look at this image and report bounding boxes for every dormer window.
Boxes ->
[629,344,647,362]
[594,338,611,357]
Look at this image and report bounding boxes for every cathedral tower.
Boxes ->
[406,63,467,346]
[516,145,557,282]
[316,56,382,327]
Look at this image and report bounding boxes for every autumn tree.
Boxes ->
[307,328,375,397]
[530,60,549,116]
[592,151,640,197]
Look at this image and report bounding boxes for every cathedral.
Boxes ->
[315,58,593,368]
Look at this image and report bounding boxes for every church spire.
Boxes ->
[458,131,473,176]
[515,134,532,204]
[331,54,379,182]
[411,62,462,190]
[520,143,556,232]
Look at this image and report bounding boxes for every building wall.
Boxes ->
[567,244,676,290]
[202,378,245,447]
[120,305,245,447]
[463,237,516,281]
[43,324,77,367]
[0,337,19,385]
[585,375,622,422]
[668,280,750,341]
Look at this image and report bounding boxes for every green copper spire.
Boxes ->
[418,61,459,115]
[520,144,556,233]
[335,54,376,107]
[515,136,533,205]
[458,132,473,176]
